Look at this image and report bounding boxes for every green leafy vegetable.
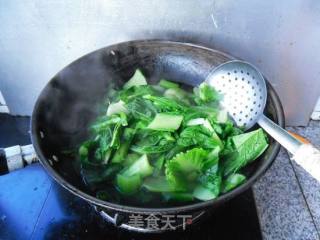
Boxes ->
[126,97,157,122]
[194,82,220,105]
[163,192,194,202]
[153,155,165,175]
[122,154,153,178]
[130,143,174,154]
[222,173,246,193]
[116,173,141,195]
[197,167,222,199]
[217,109,228,123]
[123,153,140,166]
[111,128,135,163]
[82,163,122,186]
[130,130,176,154]
[177,126,222,149]
[193,185,218,201]
[119,85,158,103]
[94,129,113,163]
[78,68,269,205]
[143,176,176,192]
[143,95,187,113]
[223,129,268,176]
[164,88,191,105]
[159,79,179,89]
[165,148,208,191]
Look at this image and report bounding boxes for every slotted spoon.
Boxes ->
[206,60,320,180]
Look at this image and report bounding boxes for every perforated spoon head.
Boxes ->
[206,60,267,130]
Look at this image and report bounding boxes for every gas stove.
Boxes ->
[0,114,262,240]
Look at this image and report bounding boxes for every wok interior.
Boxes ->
[33,41,281,207]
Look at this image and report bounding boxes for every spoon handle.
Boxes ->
[258,115,320,181]
[258,115,301,154]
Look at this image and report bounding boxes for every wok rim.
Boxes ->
[31,39,283,214]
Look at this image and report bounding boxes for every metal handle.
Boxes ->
[257,115,302,154]
[258,115,320,181]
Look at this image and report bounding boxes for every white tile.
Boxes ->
[316,98,320,111]
[311,97,320,120]
[311,111,320,120]
[313,97,320,111]
[0,91,6,106]
[0,106,10,113]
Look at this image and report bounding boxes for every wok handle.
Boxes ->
[291,143,320,182]
[0,144,38,175]
[258,115,320,181]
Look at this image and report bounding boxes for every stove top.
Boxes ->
[0,114,262,240]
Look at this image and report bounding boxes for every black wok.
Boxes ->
[31,40,283,232]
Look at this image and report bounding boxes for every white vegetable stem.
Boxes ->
[147,113,183,131]
[106,100,128,116]
[123,69,147,89]
[186,118,214,132]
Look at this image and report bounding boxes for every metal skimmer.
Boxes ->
[206,60,320,181]
[206,60,302,154]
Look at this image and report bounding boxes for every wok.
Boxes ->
[31,40,283,233]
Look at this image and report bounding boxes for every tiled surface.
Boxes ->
[253,148,319,240]
[288,121,320,233]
